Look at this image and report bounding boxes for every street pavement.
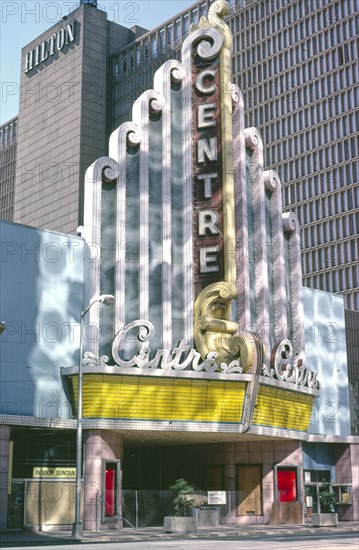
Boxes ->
[0,522,358,547]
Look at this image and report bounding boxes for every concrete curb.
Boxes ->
[1,523,358,547]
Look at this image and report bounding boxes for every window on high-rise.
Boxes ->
[159,30,165,50]
[114,62,119,80]
[191,7,198,24]
[351,240,357,262]
[183,14,189,35]
[167,24,173,45]
[174,19,181,41]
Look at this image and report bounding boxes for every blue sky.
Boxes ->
[0,0,196,124]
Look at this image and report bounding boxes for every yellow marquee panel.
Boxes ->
[71,374,246,424]
[252,386,314,431]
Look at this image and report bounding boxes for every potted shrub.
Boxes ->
[312,484,338,527]
[163,478,197,533]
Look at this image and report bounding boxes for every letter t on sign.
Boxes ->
[197,172,218,199]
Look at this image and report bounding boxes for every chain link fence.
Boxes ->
[121,490,249,527]
[122,491,174,527]
[10,483,282,529]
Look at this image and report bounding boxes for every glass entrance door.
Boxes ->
[7,481,24,529]
[304,484,319,518]
[303,469,331,520]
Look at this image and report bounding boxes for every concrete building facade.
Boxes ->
[0,117,17,220]
[13,2,139,234]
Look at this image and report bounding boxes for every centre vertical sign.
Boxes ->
[192,57,224,297]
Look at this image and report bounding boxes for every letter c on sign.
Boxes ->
[195,69,216,95]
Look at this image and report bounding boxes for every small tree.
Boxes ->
[319,484,336,513]
[169,478,194,516]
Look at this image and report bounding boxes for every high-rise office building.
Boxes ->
[110,0,358,311]
[0,117,17,220]
[12,1,146,233]
[345,309,359,434]
[1,0,358,310]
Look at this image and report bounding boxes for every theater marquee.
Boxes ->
[62,1,319,439]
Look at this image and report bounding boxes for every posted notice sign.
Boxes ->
[207,491,226,505]
[32,467,76,478]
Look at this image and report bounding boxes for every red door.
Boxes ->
[105,468,115,516]
[277,468,297,502]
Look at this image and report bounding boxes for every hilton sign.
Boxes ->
[24,21,76,73]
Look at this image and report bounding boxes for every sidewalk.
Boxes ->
[1,522,358,547]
